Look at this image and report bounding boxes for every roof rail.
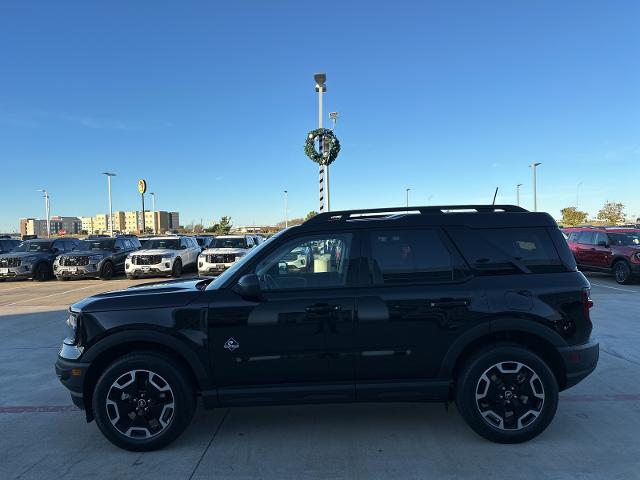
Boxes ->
[304,205,528,225]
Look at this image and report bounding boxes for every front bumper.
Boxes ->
[558,337,599,390]
[55,340,89,411]
[55,264,100,279]
[0,264,33,279]
[198,263,233,275]
[126,261,173,277]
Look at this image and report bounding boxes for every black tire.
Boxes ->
[100,261,114,280]
[126,275,137,280]
[171,259,182,278]
[58,276,70,281]
[33,262,51,282]
[613,260,632,285]
[455,344,558,444]
[92,352,196,452]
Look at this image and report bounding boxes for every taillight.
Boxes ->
[582,288,593,323]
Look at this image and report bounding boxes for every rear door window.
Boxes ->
[366,228,466,285]
[578,232,595,245]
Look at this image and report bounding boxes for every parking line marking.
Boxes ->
[0,284,102,307]
[590,282,639,293]
[0,284,39,292]
[0,405,79,413]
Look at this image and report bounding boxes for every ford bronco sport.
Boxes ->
[56,205,598,451]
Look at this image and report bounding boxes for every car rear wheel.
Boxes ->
[455,345,558,443]
[171,259,182,278]
[100,261,114,280]
[33,263,51,282]
[613,260,632,285]
[92,352,196,451]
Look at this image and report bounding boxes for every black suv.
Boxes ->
[0,238,80,281]
[55,205,598,451]
[54,236,142,280]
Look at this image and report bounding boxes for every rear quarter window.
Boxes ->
[447,227,566,274]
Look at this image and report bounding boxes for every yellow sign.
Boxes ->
[137,179,147,195]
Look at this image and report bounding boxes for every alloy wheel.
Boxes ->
[105,369,175,439]
[475,361,545,431]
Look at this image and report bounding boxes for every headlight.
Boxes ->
[24,255,38,262]
[89,254,103,261]
[66,311,80,342]
[162,252,176,259]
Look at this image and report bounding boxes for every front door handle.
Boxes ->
[305,304,342,314]
[430,299,469,308]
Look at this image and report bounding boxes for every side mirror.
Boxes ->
[278,261,288,274]
[597,241,609,248]
[180,245,187,250]
[114,246,122,252]
[232,274,261,299]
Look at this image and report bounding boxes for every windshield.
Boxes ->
[207,230,287,290]
[0,240,18,253]
[13,241,54,252]
[76,239,115,251]
[211,238,246,249]
[142,238,181,249]
[609,232,640,246]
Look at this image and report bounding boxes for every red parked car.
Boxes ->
[563,227,640,284]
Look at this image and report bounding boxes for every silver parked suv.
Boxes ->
[198,235,256,275]
[54,236,141,280]
[125,236,200,278]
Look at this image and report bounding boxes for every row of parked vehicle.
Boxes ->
[0,233,266,282]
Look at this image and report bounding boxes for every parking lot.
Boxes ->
[0,273,639,480]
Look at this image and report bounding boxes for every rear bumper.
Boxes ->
[558,337,599,390]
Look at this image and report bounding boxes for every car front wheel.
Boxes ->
[455,345,558,444]
[92,352,196,451]
[171,259,182,278]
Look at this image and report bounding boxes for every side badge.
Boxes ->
[224,337,240,351]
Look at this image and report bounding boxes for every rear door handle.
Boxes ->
[430,300,469,308]
[305,304,342,314]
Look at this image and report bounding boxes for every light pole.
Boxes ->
[150,192,156,234]
[315,73,328,212]
[406,188,410,208]
[516,184,523,206]
[529,163,542,211]
[284,190,288,228]
[37,189,50,238]
[576,181,583,210]
[102,172,116,236]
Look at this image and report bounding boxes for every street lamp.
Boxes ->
[37,189,50,238]
[516,184,523,206]
[102,172,116,236]
[406,187,411,209]
[529,163,542,211]
[576,181,583,210]
[150,192,156,234]
[284,190,288,228]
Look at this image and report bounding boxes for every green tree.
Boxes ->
[560,207,588,226]
[305,211,318,221]
[597,201,625,224]
[214,216,232,235]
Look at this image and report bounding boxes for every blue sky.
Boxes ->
[1,0,639,231]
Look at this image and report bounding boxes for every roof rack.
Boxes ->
[305,205,528,224]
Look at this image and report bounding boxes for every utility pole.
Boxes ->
[529,163,542,212]
[516,184,523,207]
[37,189,50,237]
[576,181,583,210]
[102,172,116,236]
[284,190,288,228]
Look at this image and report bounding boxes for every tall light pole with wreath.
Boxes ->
[305,73,341,213]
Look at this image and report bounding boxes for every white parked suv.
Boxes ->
[198,235,255,276]
[125,236,200,279]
